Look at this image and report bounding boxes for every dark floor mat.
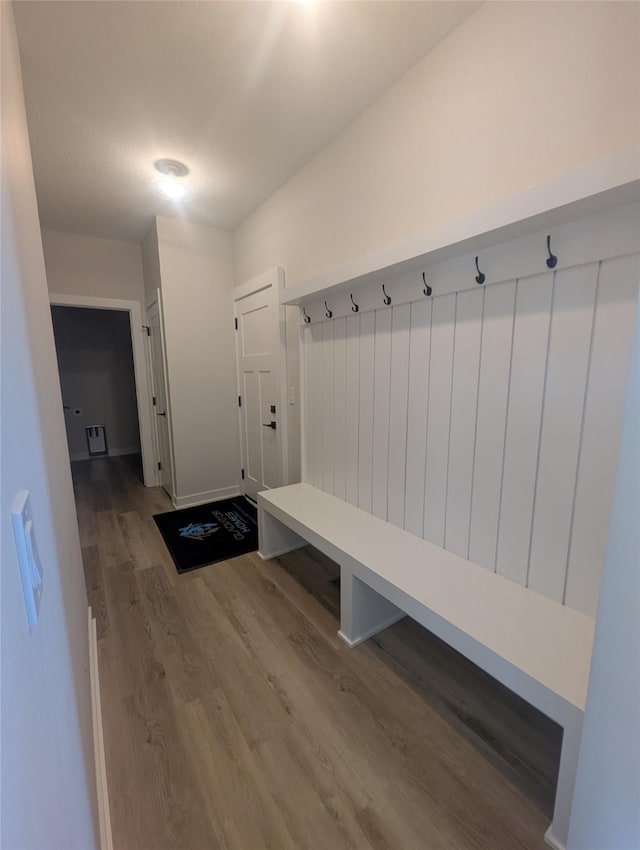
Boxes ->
[153,497,258,574]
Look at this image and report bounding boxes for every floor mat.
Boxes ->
[153,497,258,574]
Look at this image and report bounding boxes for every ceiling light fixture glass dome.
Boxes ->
[151,158,193,202]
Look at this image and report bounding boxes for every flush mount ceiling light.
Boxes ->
[152,158,194,202]
[152,179,194,202]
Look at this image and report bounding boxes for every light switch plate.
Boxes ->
[288,386,295,405]
[11,490,43,629]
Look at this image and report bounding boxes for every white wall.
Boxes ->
[233,1,639,287]
[567,298,640,849]
[1,3,98,847]
[52,306,141,459]
[141,218,161,302]
[42,228,145,303]
[149,216,241,504]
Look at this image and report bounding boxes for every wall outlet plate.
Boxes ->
[11,490,43,629]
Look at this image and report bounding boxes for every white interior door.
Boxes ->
[147,298,173,496]
[234,270,286,501]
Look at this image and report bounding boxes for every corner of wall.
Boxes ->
[141,216,162,303]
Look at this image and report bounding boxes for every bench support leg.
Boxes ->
[545,709,584,850]
[258,507,307,560]
[338,567,405,647]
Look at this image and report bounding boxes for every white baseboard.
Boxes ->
[70,447,140,462]
[88,607,113,850]
[172,485,241,510]
[544,827,565,850]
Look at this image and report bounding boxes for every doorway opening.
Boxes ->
[51,305,143,480]
[49,293,157,486]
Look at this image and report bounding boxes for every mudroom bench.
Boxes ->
[257,482,595,850]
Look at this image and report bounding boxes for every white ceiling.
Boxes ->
[14,1,480,244]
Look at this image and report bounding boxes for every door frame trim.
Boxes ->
[49,292,156,487]
[233,267,289,495]
[145,290,177,497]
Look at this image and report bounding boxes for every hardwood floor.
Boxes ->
[74,456,560,850]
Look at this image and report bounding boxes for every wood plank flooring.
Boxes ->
[74,456,560,850]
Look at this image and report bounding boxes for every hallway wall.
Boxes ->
[233,2,639,288]
[52,306,141,460]
[142,216,241,506]
[1,3,98,847]
[42,228,145,303]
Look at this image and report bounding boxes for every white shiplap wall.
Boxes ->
[301,207,639,618]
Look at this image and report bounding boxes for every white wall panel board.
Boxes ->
[424,294,456,546]
[372,309,392,520]
[404,299,432,537]
[565,254,639,614]
[387,303,411,529]
[469,281,517,571]
[496,273,553,585]
[322,320,335,494]
[297,208,638,616]
[333,317,347,502]
[309,322,324,489]
[358,311,375,512]
[301,326,312,484]
[345,314,360,506]
[445,287,484,558]
[528,264,599,601]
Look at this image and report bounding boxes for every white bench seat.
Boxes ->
[258,483,595,850]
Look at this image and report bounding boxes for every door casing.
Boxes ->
[146,292,176,497]
[48,292,157,487]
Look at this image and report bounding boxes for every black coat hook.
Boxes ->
[422,272,432,297]
[324,301,333,319]
[382,284,391,305]
[475,256,486,285]
[546,234,558,269]
[302,307,311,324]
[350,293,359,313]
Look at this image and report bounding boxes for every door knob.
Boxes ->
[262,421,277,430]
[156,411,167,416]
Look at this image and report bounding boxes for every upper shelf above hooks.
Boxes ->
[279,149,639,308]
